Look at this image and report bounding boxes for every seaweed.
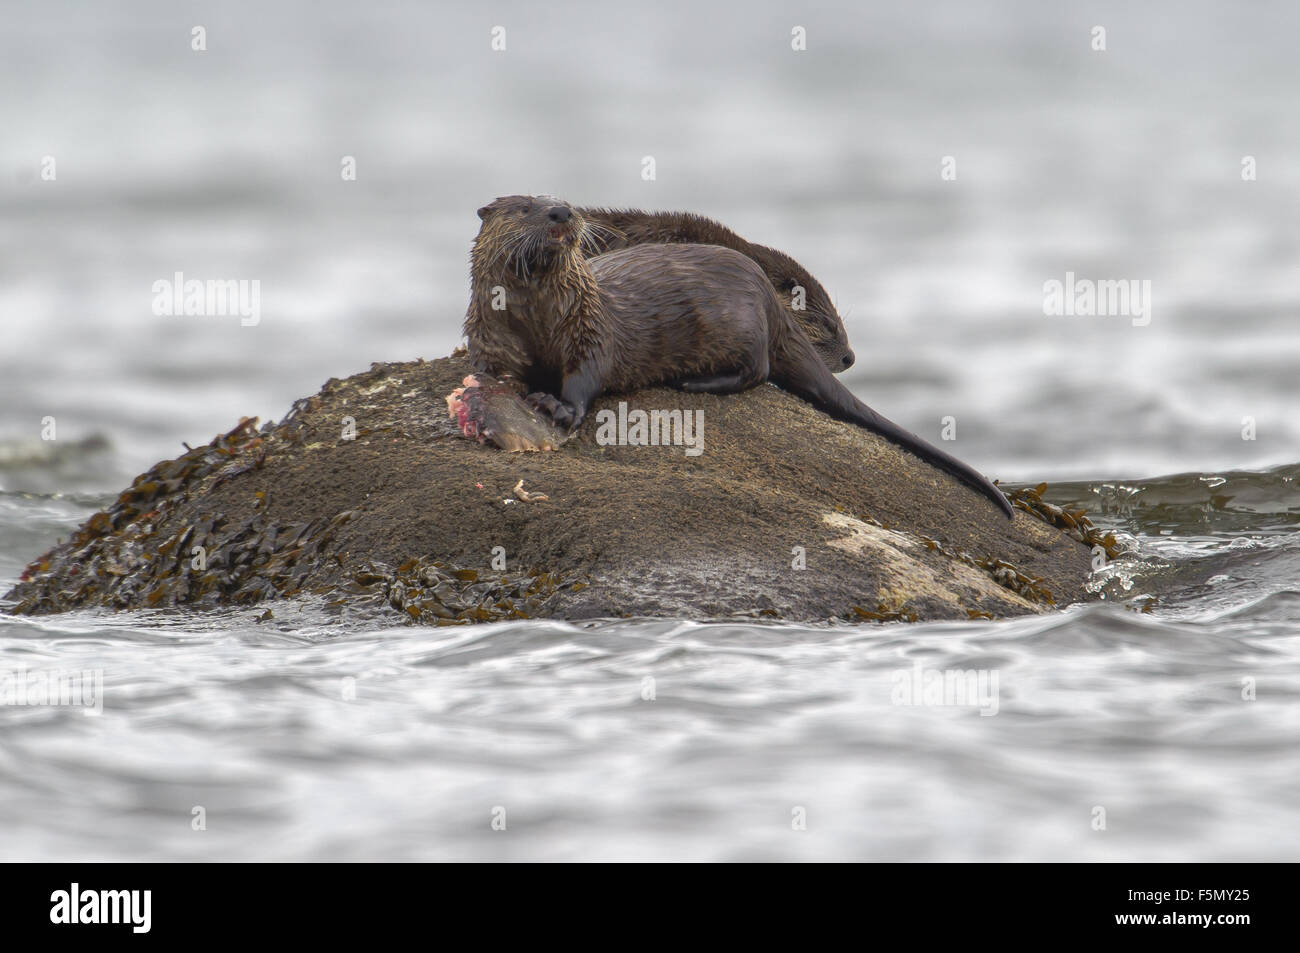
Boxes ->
[1005,481,1130,562]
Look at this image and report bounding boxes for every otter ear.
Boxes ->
[477,205,492,221]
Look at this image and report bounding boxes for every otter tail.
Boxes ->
[771,335,1014,520]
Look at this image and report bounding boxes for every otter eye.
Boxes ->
[522,204,532,213]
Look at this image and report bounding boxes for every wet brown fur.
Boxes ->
[462,194,1012,518]
[579,206,854,373]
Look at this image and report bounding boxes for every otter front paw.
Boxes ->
[550,402,580,429]
[525,393,582,429]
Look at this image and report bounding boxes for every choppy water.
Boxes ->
[3,0,1300,860]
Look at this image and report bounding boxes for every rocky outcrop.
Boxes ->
[5,354,1110,623]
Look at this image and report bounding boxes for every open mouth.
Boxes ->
[547,226,572,243]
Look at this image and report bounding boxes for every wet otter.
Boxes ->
[579,206,855,373]
[463,195,1013,519]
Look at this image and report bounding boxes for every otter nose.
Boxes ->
[841,350,855,369]
[547,206,572,224]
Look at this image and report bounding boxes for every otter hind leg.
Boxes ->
[675,344,768,394]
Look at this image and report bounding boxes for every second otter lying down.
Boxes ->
[463,194,1013,519]
[578,206,855,374]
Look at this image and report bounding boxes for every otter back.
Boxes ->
[579,206,855,373]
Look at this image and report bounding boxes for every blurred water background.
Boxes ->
[1,0,1298,861]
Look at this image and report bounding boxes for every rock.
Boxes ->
[4,354,1106,623]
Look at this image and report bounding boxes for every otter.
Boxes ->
[578,206,855,373]
[463,195,1013,519]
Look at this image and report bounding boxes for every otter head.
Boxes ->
[766,258,855,371]
[473,194,590,281]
